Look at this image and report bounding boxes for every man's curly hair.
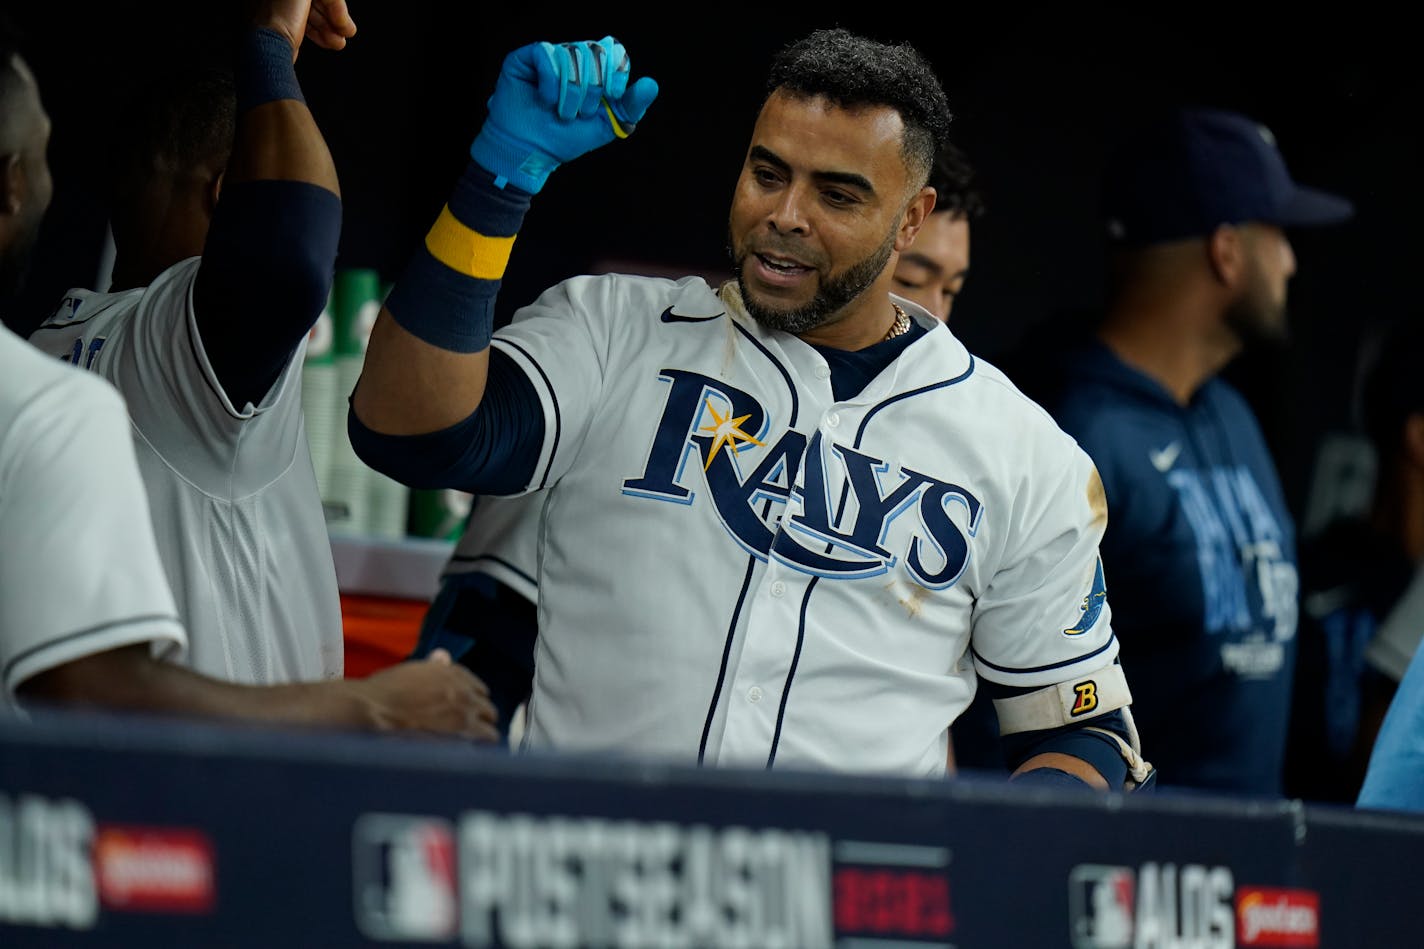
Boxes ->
[766,28,953,192]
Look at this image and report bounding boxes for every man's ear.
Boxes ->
[1403,412,1424,471]
[0,153,22,215]
[895,185,936,252]
[1205,223,1245,287]
[205,169,224,215]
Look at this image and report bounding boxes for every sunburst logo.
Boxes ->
[700,398,765,469]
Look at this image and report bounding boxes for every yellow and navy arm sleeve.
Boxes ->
[383,162,531,353]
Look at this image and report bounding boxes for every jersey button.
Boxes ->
[748,686,764,703]
[826,411,841,427]
[815,364,831,380]
[770,580,786,597]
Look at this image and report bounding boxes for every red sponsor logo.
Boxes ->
[94,825,216,914]
[834,867,954,938]
[1236,887,1319,947]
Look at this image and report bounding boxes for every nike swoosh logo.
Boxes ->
[1149,441,1182,472]
[660,307,724,324]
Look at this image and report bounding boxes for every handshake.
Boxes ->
[471,36,660,194]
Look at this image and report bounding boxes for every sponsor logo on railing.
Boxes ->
[93,825,216,914]
[1236,888,1319,947]
[833,840,954,946]
[1070,864,1323,949]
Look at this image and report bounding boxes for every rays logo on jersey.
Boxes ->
[1065,558,1108,636]
[1166,466,1297,642]
[622,369,983,587]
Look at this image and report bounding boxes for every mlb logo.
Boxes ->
[352,814,458,942]
[1069,864,1136,949]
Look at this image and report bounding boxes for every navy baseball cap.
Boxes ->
[1103,107,1354,246]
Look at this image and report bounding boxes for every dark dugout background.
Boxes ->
[9,3,1420,534]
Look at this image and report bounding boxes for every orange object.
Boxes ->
[341,594,429,678]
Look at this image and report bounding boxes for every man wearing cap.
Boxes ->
[1043,106,1354,796]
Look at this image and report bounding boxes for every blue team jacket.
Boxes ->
[1048,339,1298,796]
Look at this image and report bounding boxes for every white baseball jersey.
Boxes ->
[0,324,185,705]
[492,275,1118,777]
[442,493,545,604]
[27,257,343,685]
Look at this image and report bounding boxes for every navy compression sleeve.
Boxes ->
[347,348,544,495]
[192,26,340,409]
[195,180,341,408]
[998,707,1132,789]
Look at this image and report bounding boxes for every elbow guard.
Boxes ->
[993,662,1156,791]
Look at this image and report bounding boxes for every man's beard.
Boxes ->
[1222,269,1289,350]
[729,227,896,335]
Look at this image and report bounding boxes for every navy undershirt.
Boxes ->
[813,318,926,401]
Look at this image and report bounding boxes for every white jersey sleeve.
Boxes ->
[966,382,1117,688]
[442,493,546,604]
[0,327,185,703]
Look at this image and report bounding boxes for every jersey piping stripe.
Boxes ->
[766,576,819,768]
[697,324,801,764]
[731,323,800,426]
[448,553,537,589]
[698,554,759,765]
[853,356,976,447]
[498,339,563,491]
[3,613,182,682]
[971,633,1118,675]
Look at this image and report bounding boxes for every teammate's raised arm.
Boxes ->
[350,38,658,438]
[31,2,354,686]
[180,0,354,410]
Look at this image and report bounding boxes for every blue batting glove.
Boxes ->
[470,36,659,194]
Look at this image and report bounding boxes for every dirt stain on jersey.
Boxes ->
[887,579,932,618]
[718,280,744,377]
[1087,466,1108,529]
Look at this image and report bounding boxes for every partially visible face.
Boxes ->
[891,210,970,322]
[1223,223,1296,345]
[0,55,53,298]
[727,90,921,335]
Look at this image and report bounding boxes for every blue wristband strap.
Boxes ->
[384,162,531,353]
[236,27,305,113]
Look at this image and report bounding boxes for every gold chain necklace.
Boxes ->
[883,303,911,342]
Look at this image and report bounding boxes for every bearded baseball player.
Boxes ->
[409,144,990,749]
[351,30,1153,790]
